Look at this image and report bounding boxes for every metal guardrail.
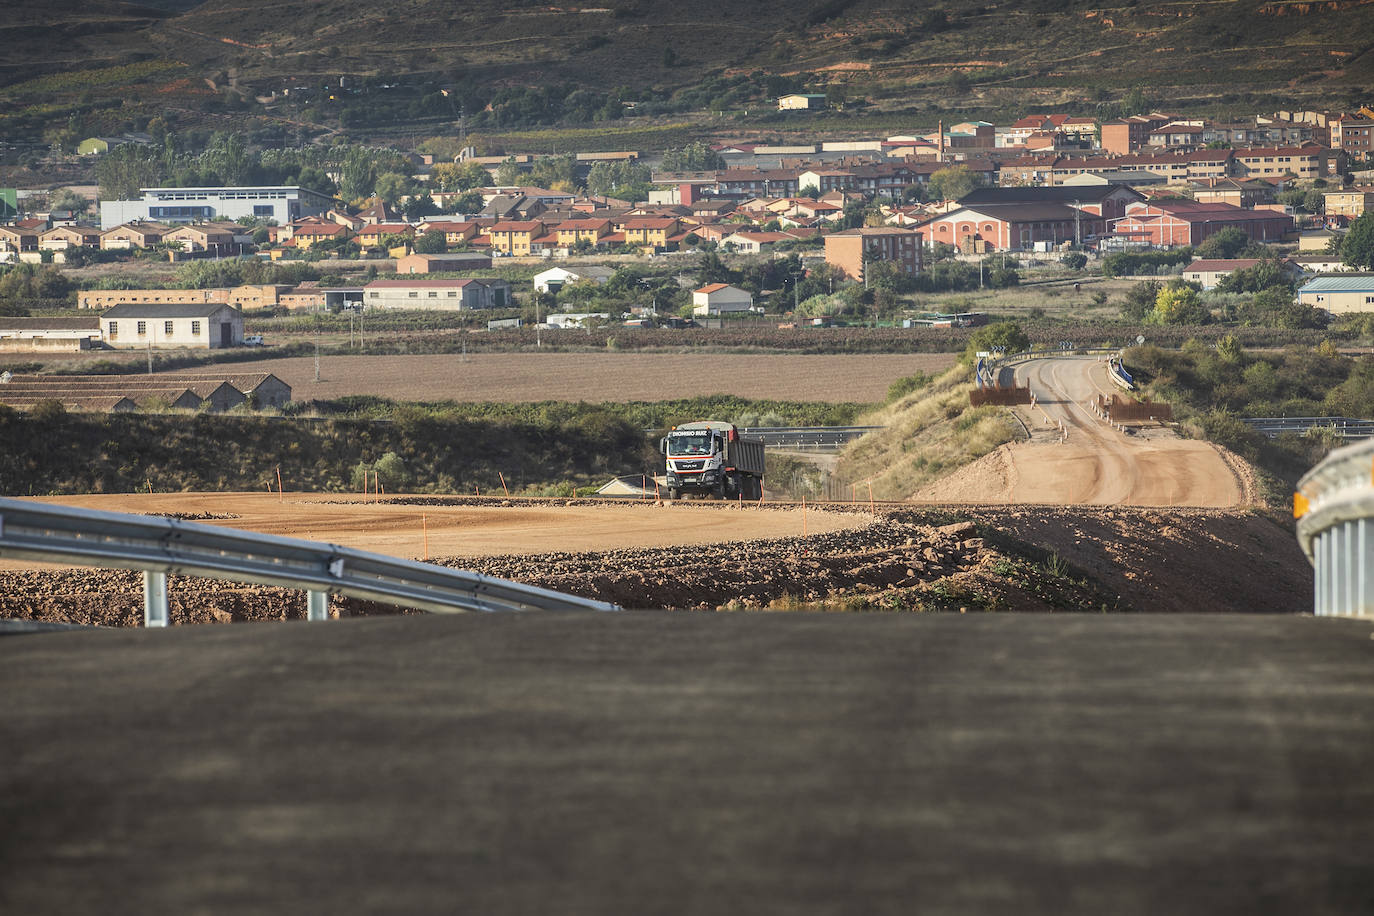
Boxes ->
[740,426,883,450]
[1243,417,1374,440]
[1295,438,1374,618]
[1107,357,1135,392]
[0,498,621,626]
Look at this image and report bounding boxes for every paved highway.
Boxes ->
[3,613,1372,914]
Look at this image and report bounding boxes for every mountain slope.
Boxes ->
[4,0,1371,142]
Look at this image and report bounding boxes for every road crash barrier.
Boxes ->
[1107,357,1136,392]
[0,498,622,626]
[1295,437,1374,618]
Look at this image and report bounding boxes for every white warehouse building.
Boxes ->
[100,186,334,230]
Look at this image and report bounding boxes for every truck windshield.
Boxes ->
[668,433,713,456]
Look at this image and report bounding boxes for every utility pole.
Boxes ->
[314,340,320,382]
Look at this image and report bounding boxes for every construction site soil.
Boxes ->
[0,494,1310,622]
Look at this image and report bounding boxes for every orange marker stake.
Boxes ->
[867,479,875,514]
[801,493,807,537]
[499,471,509,497]
[641,475,647,500]
[276,466,283,502]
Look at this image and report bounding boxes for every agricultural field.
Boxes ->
[161,352,959,404]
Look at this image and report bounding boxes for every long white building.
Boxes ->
[100,186,334,230]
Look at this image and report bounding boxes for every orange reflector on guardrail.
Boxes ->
[1294,491,1309,520]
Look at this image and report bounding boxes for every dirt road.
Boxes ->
[0,493,857,573]
[1007,356,1243,506]
[917,356,1244,507]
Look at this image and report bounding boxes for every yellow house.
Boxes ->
[416,220,479,245]
[488,220,546,256]
[555,218,611,248]
[620,217,680,249]
[290,222,349,249]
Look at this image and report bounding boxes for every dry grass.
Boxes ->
[835,365,1017,499]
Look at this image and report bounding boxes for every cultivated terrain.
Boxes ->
[6,0,1373,144]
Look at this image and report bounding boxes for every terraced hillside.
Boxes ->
[5,0,1372,142]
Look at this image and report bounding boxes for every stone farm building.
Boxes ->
[101,303,244,349]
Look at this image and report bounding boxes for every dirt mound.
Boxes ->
[0,506,1311,621]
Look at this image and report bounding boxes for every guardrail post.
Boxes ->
[307,590,329,622]
[144,570,168,627]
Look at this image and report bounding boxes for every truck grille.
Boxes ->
[673,460,705,471]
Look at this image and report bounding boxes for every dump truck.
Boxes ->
[659,421,766,500]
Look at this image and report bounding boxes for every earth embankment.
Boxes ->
[914,356,1248,507]
[0,494,1309,620]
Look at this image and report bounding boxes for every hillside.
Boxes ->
[5,0,1372,144]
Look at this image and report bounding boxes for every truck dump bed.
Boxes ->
[726,437,765,476]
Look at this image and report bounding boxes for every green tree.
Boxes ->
[1216,257,1291,295]
[1120,86,1150,117]
[586,160,653,201]
[1121,280,1160,321]
[413,230,447,254]
[374,172,410,207]
[529,154,578,193]
[200,132,255,185]
[95,144,164,201]
[926,165,979,203]
[1215,334,1245,364]
[1196,227,1250,260]
[660,142,725,172]
[402,191,439,221]
[962,322,1029,364]
[452,190,485,214]
[1240,286,1323,329]
[338,147,380,202]
[695,251,737,287]
[494,156,523,186]
[1340,211,1374,270]
[1148,282,1210,325]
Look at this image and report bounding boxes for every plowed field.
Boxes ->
[161,352,957,402]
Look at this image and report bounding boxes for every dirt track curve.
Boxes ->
[921,356,1245,507]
